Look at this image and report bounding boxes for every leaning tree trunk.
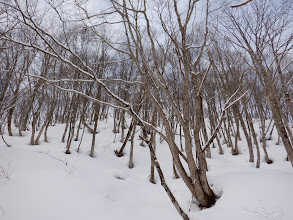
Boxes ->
[115,119,135,157]
[142,128,190,220]
[35,102,55,145]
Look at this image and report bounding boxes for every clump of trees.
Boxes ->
[0,0,292,219]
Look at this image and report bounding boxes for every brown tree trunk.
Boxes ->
[62,122,69,143]
[7,108,14,136]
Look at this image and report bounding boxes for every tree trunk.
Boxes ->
[89,108,100,158]
[128,121,136,169]
[7,108,14,136]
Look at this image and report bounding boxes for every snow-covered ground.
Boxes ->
[0,119,292,220]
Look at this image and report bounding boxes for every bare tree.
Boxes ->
[221,0,293,165]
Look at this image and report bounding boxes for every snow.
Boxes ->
[0,118,293,220]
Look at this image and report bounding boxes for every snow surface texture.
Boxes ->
[0,118,292,220]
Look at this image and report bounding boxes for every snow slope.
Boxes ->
[0,119,292,220]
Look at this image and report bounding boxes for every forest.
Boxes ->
[0,0,292,219]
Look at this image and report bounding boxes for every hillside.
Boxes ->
[1,119,292,220]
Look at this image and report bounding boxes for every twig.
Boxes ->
[0,205,5,215]
[0,162,13,179]
[246,201,284,220]
[37,151,68,165]
[188,195,194,212]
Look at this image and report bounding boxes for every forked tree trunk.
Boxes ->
[115,119,135,157]
[35,103,55,145]
[259,117,273,164]
[237,105,254,162]
[244,107,261,167]
[35,119,47,145]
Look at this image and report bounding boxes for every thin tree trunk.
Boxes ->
[244,107,261,167]
[259,118,273,164]
[142,134,190,220]
[44,120,50,142]
[150,110,158,183]
[89,108,100,158]
[120,111,126,143]
[75,119,82,141]
[115,119,135,157]
[30,113,37,145]
[237,106,254,162]
[62,122,69,143]
[7,108,14,136]
[77,124,86,153]
[128,121,136,169]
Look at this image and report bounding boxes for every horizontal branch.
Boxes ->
[230,0,253,8]
[28,74,166,142]
[28,75,144,85]
[28,74,129,112]
[92,57,131,65]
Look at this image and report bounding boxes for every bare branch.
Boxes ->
[201,90,249,152]
[230,0,253,8]
[0,162,13,180]
[28,75,144,85]
[37,151,68,165]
